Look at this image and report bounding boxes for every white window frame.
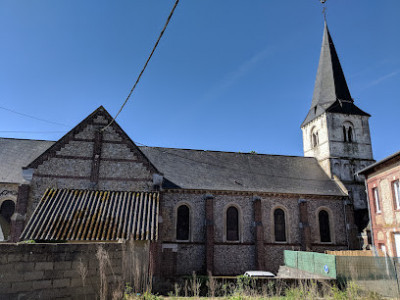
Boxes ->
[373,188,381,213]
[393,180,400,210]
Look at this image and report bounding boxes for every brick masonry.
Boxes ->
[24,113,154,222]
[160,191,351,275]
[363,159,400,257]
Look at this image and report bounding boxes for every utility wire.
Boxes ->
[0,131,65,134]
[0,105,69,127]
[102,0,180,132]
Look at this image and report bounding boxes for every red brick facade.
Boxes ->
[360,152,400,257]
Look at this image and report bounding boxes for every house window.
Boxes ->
[379,244,387,254]
[393,180,400,210]
[343,126,347,142]
[373,188,381,213]
[274,208,286,242]
[319,210,331,243]
[226,206,239,241]
[176,204,190,240]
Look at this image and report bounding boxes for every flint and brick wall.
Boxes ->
[0,243,125,299]
[26,114,154,221]
[161,191,349,275]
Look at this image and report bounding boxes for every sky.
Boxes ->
[1,0,399,161]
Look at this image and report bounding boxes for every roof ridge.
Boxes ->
[139,145,314,159]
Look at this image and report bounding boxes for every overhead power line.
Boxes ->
[102,0,180,131]
[0,131,65,134]
[0,105,69,127]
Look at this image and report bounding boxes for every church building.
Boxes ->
[0,22,374,276]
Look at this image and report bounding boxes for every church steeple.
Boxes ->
[301,21,374,226]
[302,22,369,127]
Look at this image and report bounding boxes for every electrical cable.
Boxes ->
[0,105,69,127]
[0,131,65,134]
[102,0,180,132]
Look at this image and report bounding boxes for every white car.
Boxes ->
[243,271,275,278]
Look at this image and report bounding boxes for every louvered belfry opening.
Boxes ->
[21,189,159,241]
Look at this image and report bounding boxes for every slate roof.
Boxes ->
[21,189,159,241]
[358,150,400,176]
[140,147,346,196]
[302,22,370,127]
[0,138,54,183]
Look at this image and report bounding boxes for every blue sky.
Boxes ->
[1,1,399,161]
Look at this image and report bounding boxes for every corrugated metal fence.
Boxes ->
[284,250,400,298]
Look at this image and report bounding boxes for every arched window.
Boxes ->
[226,206,239,241]
[319,210,331,242]
[343,122,355,143]
[176,204,190,240]
[348,127,353,142]
[312,132,319,147]
[0,200,16,241]
[274,208,286,242]
[310,127,319,148]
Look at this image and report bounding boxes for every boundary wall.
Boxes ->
[0,242,127,299]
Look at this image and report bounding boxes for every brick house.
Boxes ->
[358,151,400,257]
[1,22,375,276]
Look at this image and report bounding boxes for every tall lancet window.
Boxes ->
[319,210,331,242]
[348,127,353,142]
[176,205,190,241]
[226,206,239,241]
[311,128,319,148]
[274,208,286,242]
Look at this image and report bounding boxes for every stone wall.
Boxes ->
[160,191,350,275]
[302,112,374,212]
[0,242,133,299]
[25,112,154,221]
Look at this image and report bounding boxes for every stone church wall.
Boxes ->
[327,114,373,161]
[303,115,330,161]
[160,191,349,275]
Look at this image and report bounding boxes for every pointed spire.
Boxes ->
[312,21,352,107]
[302,22,369,127]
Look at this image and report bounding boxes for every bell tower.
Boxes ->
[301,22,375,232]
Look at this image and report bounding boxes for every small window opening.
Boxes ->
[176,205,190,240]
[319,210,331,242]
[312,132,319,148]
[274,208,286,242]
[226,206,239,241]
[348,127,353,142]
[343,126,347,142]
[0,200,15,241]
